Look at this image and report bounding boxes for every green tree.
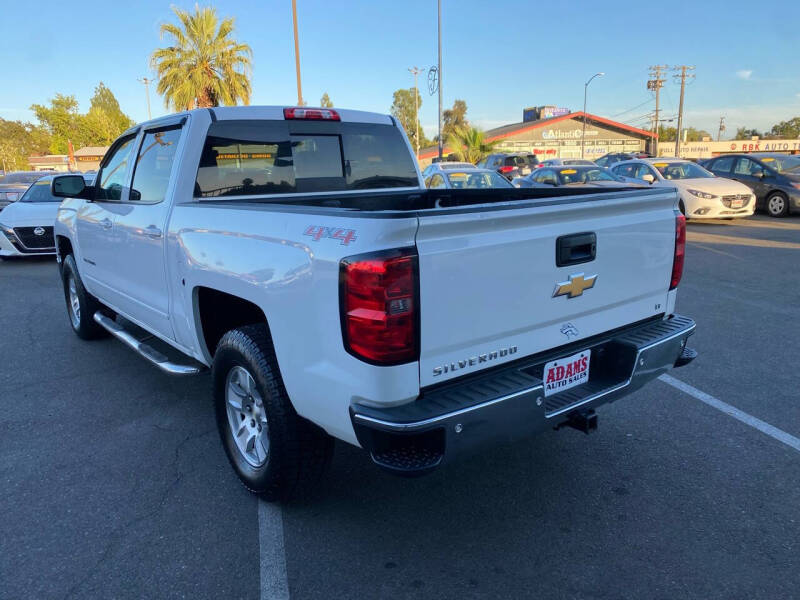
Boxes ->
[320,93,333,108]
[0,119,51,171]
[770,117,800,139]
[658,126,711,143]
[735,127,762,140]
[657,125,676,142]
[390,88,429,150]
[445,126,498,164]
[83,82,135,145]
[30,94,84,153]
[441,99,468,141]
[151,5,253,111]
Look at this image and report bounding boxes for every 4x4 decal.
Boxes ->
[303,225,357,246]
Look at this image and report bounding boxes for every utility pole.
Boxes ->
[408,67,424,158]
[437,0,443,160]
[673,65,695,157]
[138,77,154,120]
[647,64,667,156]
[717,116,726,141]
[291,0,304,106]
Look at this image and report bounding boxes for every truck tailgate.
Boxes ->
[415,190,678,386]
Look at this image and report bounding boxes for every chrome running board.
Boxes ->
[93,312,206,376]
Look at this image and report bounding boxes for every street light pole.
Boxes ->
[408,67,423,158]
[437,0,443,160]
[292,0,304,106]
[138,77,154,120]
[581,72,604,159]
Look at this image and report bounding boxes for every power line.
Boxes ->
[611,98,654,118]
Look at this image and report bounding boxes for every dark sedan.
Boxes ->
[512,165,640,189]
[703,153,800,217]
[0,171,46,211]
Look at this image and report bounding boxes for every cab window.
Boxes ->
[95,135,137,201]
[129,127,182,203]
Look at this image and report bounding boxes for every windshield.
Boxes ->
[557,167,617,184]
[759,155,800,173]
[19,179,58,202]
[0,172,44,185]
[446,171,513,189]
[651,162,712,180]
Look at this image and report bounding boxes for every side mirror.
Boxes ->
[642,174,655,183]
[51,175,89,199]
[758,170,769,179]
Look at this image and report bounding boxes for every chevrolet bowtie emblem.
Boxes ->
[553,273,597,299]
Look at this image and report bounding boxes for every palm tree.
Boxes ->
[151,5,253,111]
[445,126,499,164]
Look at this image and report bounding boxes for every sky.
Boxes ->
[2,0,799,141]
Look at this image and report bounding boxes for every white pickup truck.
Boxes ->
[51,106,696,501]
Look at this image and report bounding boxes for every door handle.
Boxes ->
[143,226,162,239]
[556,232,597,267]
[100,218,113,230]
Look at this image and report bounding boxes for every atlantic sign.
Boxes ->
[541,128,599,140]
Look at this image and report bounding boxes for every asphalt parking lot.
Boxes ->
[1,214,799,600]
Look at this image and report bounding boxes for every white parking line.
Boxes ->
[659,374,800,452]
[259,499,290,600]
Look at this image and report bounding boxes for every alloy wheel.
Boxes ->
[68,276,80,329]
[225,366,269,467]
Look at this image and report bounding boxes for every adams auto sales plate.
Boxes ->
[543,350,590,397]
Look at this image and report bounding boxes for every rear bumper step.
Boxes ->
[352,314,696,475]
[93,312,206,376]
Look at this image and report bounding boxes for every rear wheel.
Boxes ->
[766,192,789,218]
[212,324,333,502]
[60,254,108,340]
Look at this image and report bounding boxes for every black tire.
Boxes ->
[60,254,108,340]
[765,192,789,218]
[212,324,333,502]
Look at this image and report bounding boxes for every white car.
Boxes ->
[0,174,93,257]
[537,158,596,168]
[423,166,513,189]
[611,159,755,219]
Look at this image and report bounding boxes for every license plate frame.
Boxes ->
[543,349,591,397]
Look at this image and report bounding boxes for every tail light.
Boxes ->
[340,248,419,365]
[283,107,340,121]
[498,166,514,175]
[670,212,686,290]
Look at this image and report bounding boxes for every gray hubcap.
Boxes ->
[67,276,80,328]
[225,366,269,467]
[768,195,785,215]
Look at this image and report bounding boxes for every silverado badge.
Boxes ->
[553,273,597,299]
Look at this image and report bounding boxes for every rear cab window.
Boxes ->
[195,120,419,198]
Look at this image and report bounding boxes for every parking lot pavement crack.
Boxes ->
[61,427,216,600]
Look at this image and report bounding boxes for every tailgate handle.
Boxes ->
[556,232,596,267]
